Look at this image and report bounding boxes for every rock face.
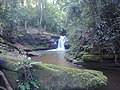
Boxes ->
[0,55,107,90]
[17,33,59,50]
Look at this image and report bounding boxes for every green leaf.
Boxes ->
[30,80,39,89]
[18,83,26,90]
[25,82,30,90]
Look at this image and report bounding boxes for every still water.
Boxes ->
[32,50,120,90]
[32,50,77,68]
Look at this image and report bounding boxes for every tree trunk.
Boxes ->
[40,3,43,26]
[25,20,27,30]
[0,71,13,90]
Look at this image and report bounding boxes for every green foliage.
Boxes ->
[18,79,40,90]
[15,60,40,90]
[0,37,4,42]
[44,2,67,33]
[76,51,89,58]
[92,2,120,63]
[0,0,3,15]
[82,6,92,15]
[0,0,68,36]
[66,0,120,64]
[0,22,5,28]
[81,55,100,62]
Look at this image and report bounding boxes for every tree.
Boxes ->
[66,0,120,64]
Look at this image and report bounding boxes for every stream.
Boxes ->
[32,50,120,90]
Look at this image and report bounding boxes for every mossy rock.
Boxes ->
[82,55,100,62]
[1,55,107,90]
[32,63,107,90]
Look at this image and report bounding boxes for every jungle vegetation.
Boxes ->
[0,0,120,62]
[0,0,120,90]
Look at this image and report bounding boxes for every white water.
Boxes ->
[57,36,67,50]
[47,36,67,51]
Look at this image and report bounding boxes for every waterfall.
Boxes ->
[57,36,66,50]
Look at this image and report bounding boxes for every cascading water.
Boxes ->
[47,36,67,51]
[57,36,67,50]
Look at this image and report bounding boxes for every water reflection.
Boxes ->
[33,50,77,68]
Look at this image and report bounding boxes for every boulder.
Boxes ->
[32,63,107,90]
[1,54,107,90]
